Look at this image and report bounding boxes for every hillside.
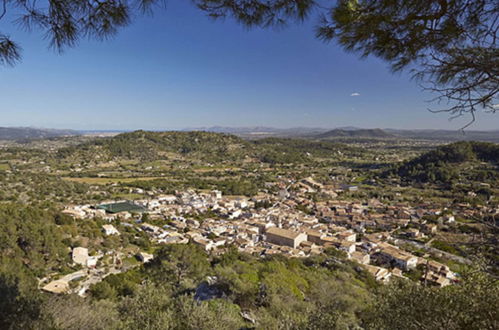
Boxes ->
[56,130,358,165]
[56,130,251,162]
[315,128,395,139]
[0,127,78,140]
[389,141,499,185]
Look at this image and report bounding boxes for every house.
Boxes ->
[211,190,222,199]
[213,237,226,247]
[229,210,242,219]
[335,231,357,242]
[186,219,200,228]
[305,229,324,244]
[405,228,423,238]
[141,223,161,234]
[377,243,417,270]
[192,237,215,251]
[320,236,340,246]
[439,215,455,224]
[102,224,120,236]
[424,272,451,287]
[158,194,177,204]
[62,208,86,219]
[364,265,391,282]
[350,251,370,264]
[391,268,407,279]
[340,184,358,192]
[300,241,316,249]
[278,189,289,199]
[426,260,455,279]
[338,241,356,254]
[86,256,98,268]
[423,224,438,234]
[265,227,307,249]
[72,247,89,266]
[137,252,154,263]
[301,177,323,191]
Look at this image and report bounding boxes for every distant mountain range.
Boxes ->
[314,128,395,139]
[2,126,499,142]
[0,127,79,140]
[193,126,499,142]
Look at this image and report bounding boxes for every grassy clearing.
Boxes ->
[0,163,10,171]
[111,193,145,200]
[62,176,163,185]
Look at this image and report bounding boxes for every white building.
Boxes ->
[102,224,120,236]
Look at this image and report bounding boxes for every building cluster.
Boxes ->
[53,176,489,293]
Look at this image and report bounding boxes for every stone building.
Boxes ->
[265,227,307,249]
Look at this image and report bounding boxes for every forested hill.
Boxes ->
[55,130,359,164]
[389,141,499,184]
[315,128,395,139]
[56,130,251,162]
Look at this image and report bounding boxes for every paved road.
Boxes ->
[395,238,472,265]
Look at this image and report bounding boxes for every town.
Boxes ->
[41,173,491,296]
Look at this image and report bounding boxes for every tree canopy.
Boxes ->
[1,0,498,122]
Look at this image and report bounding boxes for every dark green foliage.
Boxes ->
[203,250,370,328]
[89,267,143,301]
[54,213,74,226]
[255,138,353,164]
[93,245,371,328]
[363,269,499,330]
[0,273,43,330]
[389,141,499,185]
[218,179,258,196]
[146,244,211,290]
[0,171,89,204]
[316,128,394,139]
[90,281,118,300]
[254,199,272,209]
[126,177,260,196]
[41,295,120,330]
[57,131,359,167]
[0,203,80,328]
[57,130,249,162]
[2,239,498,329]
[0,0,155,66]
[0,204,73,329]
[0,204,70,277]
[431,240,461,256]
[119,284,245,330]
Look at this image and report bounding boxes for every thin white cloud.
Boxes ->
[350,92,360,97]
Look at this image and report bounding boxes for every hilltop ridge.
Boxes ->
[56,130,250,162]
[388,141,499,185]
[315,128,395,139]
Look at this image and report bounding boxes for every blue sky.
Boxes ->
[1,1,498,130]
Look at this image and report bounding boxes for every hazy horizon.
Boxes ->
[3,125,499,133]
